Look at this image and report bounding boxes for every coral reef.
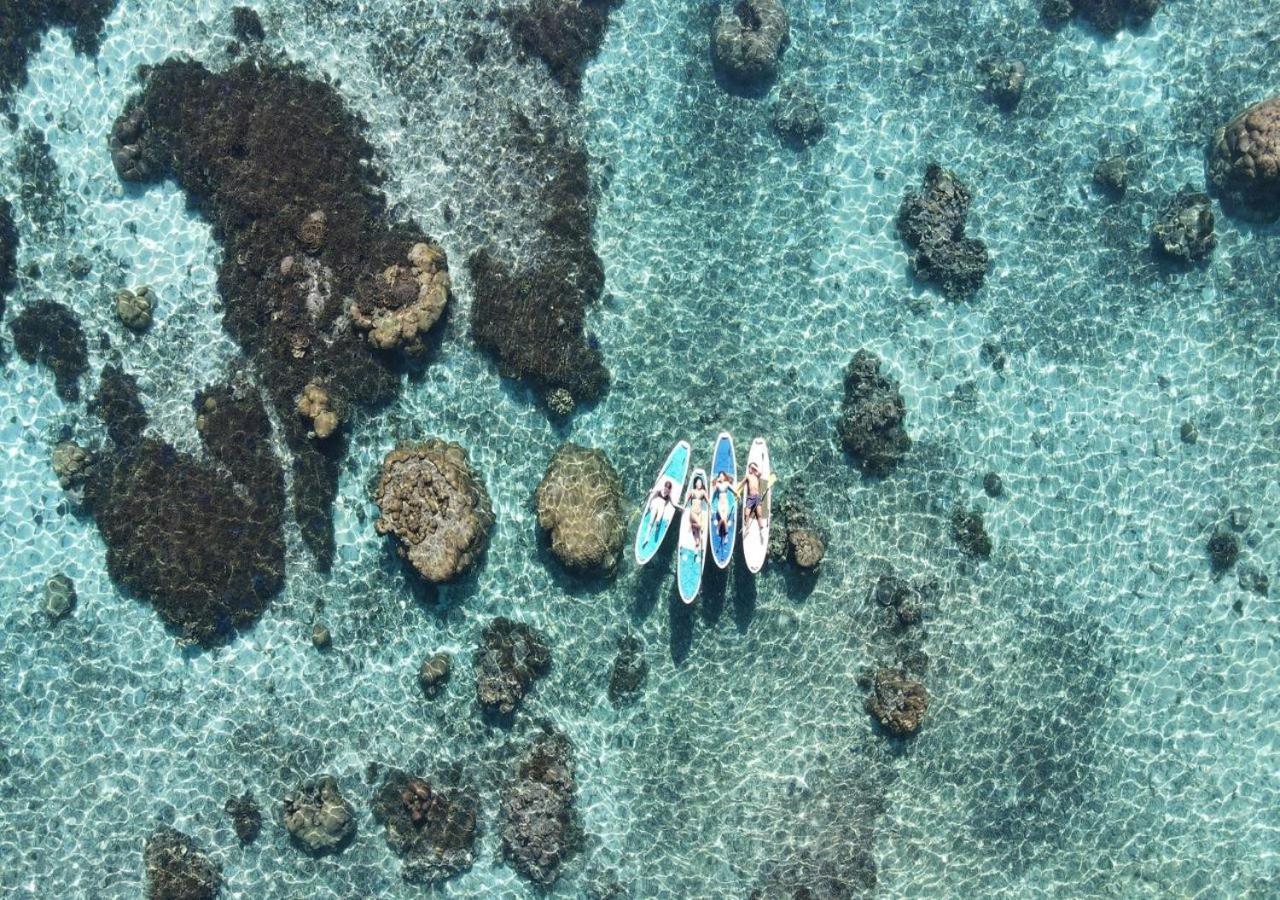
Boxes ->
[143,827,221,900]
[474,617,552,715]
[771,82,825,148]
[295,380,340,440]
[864,668,929,736]
[9,299,89,401]
[711,0,790,87]
[1151,188,1216,262]
[951,506,993,558]
[978,57,1027,111]
[371,768,478,884]
[1208,96,1280,223]
[114,286,154,331]
[51,440,93,491]
[231,6,265,44]
[501,729,582,886]
[42,573,76,621]
[837,350,910,476]
[1048,0,1160,35]
[870,572,931,627]
[534,442,625,578]
[93,364,149,447]
[224,791,261,844]
[109,57,448,568]
[607,634,648,706]
[349,241,450,354]
[983,471,1004,498]
[897,164,989,298]
[311,623,331,649]
[373,440,493,584]
[0,198,15,322]
[282,776,356,856]
[503,0,623,94]
[1093,155,1128,197]
[418,652,451,699]
[1207,530,1239,573]
[0,1,117,97]
[777,481,825,570]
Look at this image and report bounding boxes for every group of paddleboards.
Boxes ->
[634,433,775,604]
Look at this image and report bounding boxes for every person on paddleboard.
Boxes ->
[686,474,709,545]
[712,471,734,538]
[738,462,767,530]
[644,479,681,542]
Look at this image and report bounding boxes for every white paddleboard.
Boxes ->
[741,438,771,573]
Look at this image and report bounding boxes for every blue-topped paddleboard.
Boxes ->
[677,467,709,604]
[709,432,737,569]
[635,440,691,566]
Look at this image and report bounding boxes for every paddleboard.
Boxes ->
[677,467,709,604]
[709,432,738,569]
[741,437,772,573]
[635,440,692,566]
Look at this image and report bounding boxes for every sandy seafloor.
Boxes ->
[0,0,1278,897]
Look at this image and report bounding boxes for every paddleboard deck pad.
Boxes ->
[677,467,709,603]
[635,440,692,565]
[709,431,738,569]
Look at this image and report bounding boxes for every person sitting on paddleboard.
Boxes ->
[644,479,680,541]
[712,471,734,538]
[686,474,709,545]
[738,462,766,530]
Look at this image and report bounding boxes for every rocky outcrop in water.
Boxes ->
[474,617,552,715]
[771,82,825,148]
[143,826,221,900]
[1208,96,1280,223]
[870,572,932,627]
[1151,188,1216,261]
[503,0,623,95]
[897,164,989,299]
[109,57,449,569]
[114,286,154,331]
[951,506,992,558]
[42,573,77,621]
[84,373,285,647]
[283,775,356,856]
[94,364,149,447]
[1045,0,1159,35]
[0,0,117,98]
[535,442,625,578]
[0,198,15,322]
[52,440,92,492]
[419,652,451,698]
[712,0,790,87]
[863,667,929,736]
[295,380,340,440]
[9,300,89,401]
[372,768,478,884]
[374,440,493,584]
[501,729,582,886]
[780,482,826,570]
[225,791,262,844]
[349,241,450,354]
[837,351,910,476]
[607,634,648,706]
[978,57,1027,111]
[1207,530,1239,573]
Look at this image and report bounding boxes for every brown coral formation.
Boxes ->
[374,440,493,584]
[282,775,356,856]
[1208,96,1280,223]
[296,380,340,439]
[351,241,450,354]
[864,668,929,736]
[534,442,625,578]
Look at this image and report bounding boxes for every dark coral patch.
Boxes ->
[500,729,582,886]
[503,0,622,95]
[371,768,478,884]
[837,350,910,477]
[1062,0,1159,35]
[93,363,148,446]
[897,164,989,299]
[0,197,15,323]
[0,0,118,97]
[9,299,89,401]
[110,57,447,568]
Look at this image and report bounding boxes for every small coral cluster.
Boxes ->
[500,730,582,886]
[863,667,930,736]
[837,350,911,477]
[897,164,989,299]
[1208,96,1280,223]
[712,0,790,86]
[474,617,552,715]
[534,442,625,578]
[282,776,357,856]
[372,769,478,884]
[350,241,450,354]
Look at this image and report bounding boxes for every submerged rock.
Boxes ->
[771,82,825,148]
[283,776,356,856]
[373,440,493,584]
[1208,96,1280,223]
[501,729,582,886]
[534,442,625,578]
[780,481,826,570]
[372,768,478,884]
[0,0,117,95]
[9,300,89,401]
[897,164,989,299]
[864,668,929,736]
[1151,188,1216,261]
[310,622,331,649]
[712,0,790,87]
[503,0,623,94]
[837,350,910,476]
[225,791,262,844]
[350,241,450,354]
[474,617,552,715]
[419,652,452,698]
[94,364,149,448]
[982,471,1004,498]
[977,57,1027,111]
[0,198,16,322]
[231,7,265,44]
[42,573,77,621]
[1207,530,1239,573]
[1092,155,1128,197]
[951,506,992,558]
[52,440,93,491]
[607,634,648,706]
[143,826,221,900]
[114,286,154,331]
[1179,421,1198,444]
[296,380,340,440]
[1055,0,1160,35]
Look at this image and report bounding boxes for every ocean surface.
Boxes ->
[1,1,1278,897]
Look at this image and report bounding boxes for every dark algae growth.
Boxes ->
[0,0,118,97]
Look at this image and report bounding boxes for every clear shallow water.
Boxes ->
[1,1,1278,898]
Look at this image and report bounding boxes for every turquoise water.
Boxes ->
[1,1,1278,897]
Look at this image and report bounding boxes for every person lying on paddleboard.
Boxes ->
[686,474,709,545]
[738,462,768,530]
[644,479,681,541]
[712,471,734,538]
